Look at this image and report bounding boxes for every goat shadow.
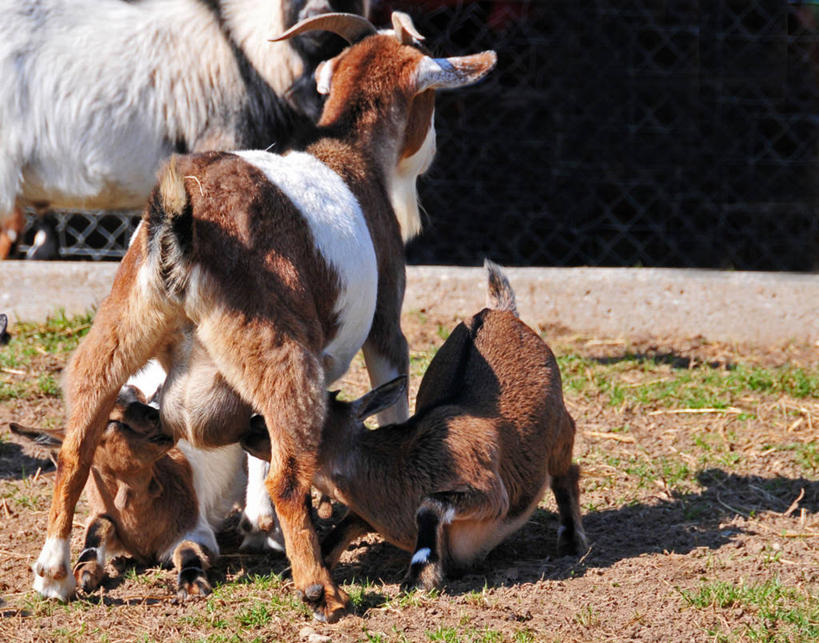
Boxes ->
[323,469,818,599]
[0,435,55,481]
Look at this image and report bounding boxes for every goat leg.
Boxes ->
[551,464,588,555]
[73,515,117,593]
[320,513,373,570]
[173,541,212,602]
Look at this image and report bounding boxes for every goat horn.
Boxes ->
[269,12,376,45]
[391,11,424,45]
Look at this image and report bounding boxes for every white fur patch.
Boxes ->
[32,537,75,601]
[175,440,245,530]
[362,347,408,425]
[126,359,167,406]
[389,115,435,242]
[442,507,456,525]
[411,547,431,565]
[240,454,285,552]
[236,150,378,381]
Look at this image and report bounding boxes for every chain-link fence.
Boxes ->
[19,0,819,269]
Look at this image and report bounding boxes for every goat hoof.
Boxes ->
[176,578,212,603]
[298,583,349,623]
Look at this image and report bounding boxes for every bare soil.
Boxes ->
[0,311,816,642]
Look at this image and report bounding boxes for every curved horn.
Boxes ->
[269,12,376,45]
[391,11,425,45]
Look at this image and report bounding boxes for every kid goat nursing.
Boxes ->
[244,262,588,589]
[12,382,243,601]
[32,11,496,623]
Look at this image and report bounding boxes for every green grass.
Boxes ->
[0,310,93,401]
[557,354,819,410]
[678,577,819,641]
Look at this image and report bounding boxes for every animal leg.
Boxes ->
[73,515,119,593]
[33,245,178,600]
[321,513,373,570]
[0,206,25,259]
[196,320,348,622]
[239,452,285,553]
[551,464,587,555]
[362,323,409,425]
[403,482,509,591]
[173,540,212,602]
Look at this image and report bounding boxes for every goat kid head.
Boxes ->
[272,11,496,240]
[11,386,172,478]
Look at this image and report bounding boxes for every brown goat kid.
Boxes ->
[32,11,496,622]
[244,262,588,589]
[11,387,214,600]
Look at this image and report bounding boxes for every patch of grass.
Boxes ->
[772,441,819,473]
[556,353,819,410]
[0,310,94,401]
[387,587,440,609]
[678,577,819,641]
[343,578,388,613]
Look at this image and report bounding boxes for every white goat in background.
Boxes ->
[0,0,367,258]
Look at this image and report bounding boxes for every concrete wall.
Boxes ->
[1,262,817,345]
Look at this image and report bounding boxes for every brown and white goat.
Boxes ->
[244,262,588,589]
[31,11,496,623]
[12,383,244,600]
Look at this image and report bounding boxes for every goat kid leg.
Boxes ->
[73,515,119,593]
[173,540,212,602]
[402,496,452,591]
[321,513,373,570]
[551,464,588,555]
[33,248,177,600]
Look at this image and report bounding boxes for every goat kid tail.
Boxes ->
[484,258,518,316]
[147,155,193,296]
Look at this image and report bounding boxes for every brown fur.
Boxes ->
[38,23,495,621]
[11,391,209,598]
[0,206,25,259]
[313,267,586,588]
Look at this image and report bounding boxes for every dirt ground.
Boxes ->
[0,310,816,642]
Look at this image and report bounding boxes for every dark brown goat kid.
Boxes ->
[244,261,588,589]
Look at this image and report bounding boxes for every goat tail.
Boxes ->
[147,155,193,296]
[484,258,518,316]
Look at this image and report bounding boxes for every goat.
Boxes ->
[0,0,367,259]
[244,261,588,589]
[10,382,245,601]
[31,10,496,623]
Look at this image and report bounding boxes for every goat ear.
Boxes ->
[414,51,497,94]
[353,376,408,421]
[315,58,336,95]
[391,11,424,45]
[8,422,65,446]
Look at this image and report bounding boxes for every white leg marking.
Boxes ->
[442,507,456,525]
[32,537,75,601]
[240,454,285,552]
[411,547,431,565]
[363,347,409,426]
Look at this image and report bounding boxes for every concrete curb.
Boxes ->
[1,262,817,345]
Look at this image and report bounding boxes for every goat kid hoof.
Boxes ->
[176,577,212,603]
[73,563,104,593]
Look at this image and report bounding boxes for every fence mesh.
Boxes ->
[19,0,819,269]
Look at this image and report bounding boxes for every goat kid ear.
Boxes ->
[353,376,408,421]
[315,57,337,95]
[414,51,498,94]
[8,422,65,446]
